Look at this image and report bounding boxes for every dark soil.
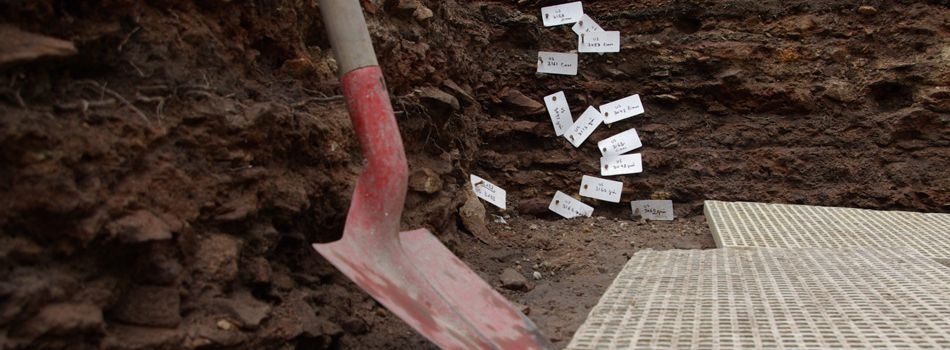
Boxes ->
[1,0,947,349]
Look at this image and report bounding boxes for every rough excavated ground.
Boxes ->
[0,0,947,349]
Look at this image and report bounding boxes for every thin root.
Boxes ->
[76,80,150,123]
[293,95,344,108]
[118,27,141,52]
[55,98,117,112]
[136,93,167,119]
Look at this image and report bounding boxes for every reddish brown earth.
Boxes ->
[1,0,947,349]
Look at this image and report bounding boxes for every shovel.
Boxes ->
[312,1,551,349]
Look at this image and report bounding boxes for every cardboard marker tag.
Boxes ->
[601,153,643,176]
[564,106,604,148]
[572,14,604,35]
[548,191,594,219]
[470,174,506,210]
[631,200,675,221]
[579,175,623,203]
[544,91,573,136]
[537,51,578,76]
[541,1,583,27]
[600,94,645,124]
[578,31,620,53]
[598,128,642,156]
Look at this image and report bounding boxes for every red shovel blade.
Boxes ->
[313,66,550,349]
[314,230,550,349]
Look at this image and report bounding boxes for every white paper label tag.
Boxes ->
[544,91,573,136]
[598,128,642,156]
[541,1,583,27]
[537,51,578,76]
[578,31,620,53]
[470,174,506,210]
[548,191,594,219]
[600,94,645,124]
[572,14,604,35]
[631,200,675,221]
[564,106,604,148]
[601,153,643,176]
[579,175,623,203]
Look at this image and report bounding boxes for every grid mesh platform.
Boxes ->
[704,200,950,264]
[566,247,950,349]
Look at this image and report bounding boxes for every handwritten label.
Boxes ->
[548,191,594,219]
[572,14,604,35]
[631,200,675,221]
[599,94,644,124]
[541,1,583,27]
[564,106,604,148]
[470,174,506,210]
[579,175,623,203]
[598,128,642,156]
[578,31,620,53]
[600,153,643,176]
[544,91,573,136]
[537,51,578,76]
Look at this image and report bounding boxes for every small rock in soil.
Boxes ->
[106,210,173,243]
[858,5,878,16]
[442,80,476,105]
[459,192,494,244]
[654,94,680,103]
[500,268,528,291]
[419,86,460,112]
[111,285,181,327]
[532,271,542,280]
[194,234,242,284]
[503,89,544,113]
[184,315,248,348]
[493,215,507,224]
[393,0,420,14]
[14,302,103,338]
[408,167,442,194]
[207,291,272,330]
[413,5,434,21]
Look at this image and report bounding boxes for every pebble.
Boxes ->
[532,271,543,280]
[500,268,528,290]
[858,5,877,16]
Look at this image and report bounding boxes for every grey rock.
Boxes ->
[107,210,173,243]
[500,268,528,291]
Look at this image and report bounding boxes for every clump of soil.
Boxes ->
[1,0,947,349]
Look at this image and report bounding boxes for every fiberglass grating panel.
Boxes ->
[703,200,950,263]
[566,247,950,350]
